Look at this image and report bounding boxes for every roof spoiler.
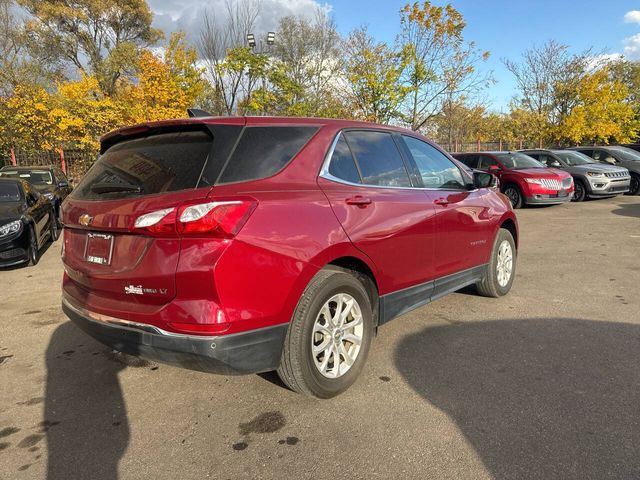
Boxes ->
[187,108,213,118]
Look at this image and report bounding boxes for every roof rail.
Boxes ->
[187,108,212,118]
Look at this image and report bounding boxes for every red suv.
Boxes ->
[61,117,518,398]
[453,151,574,208]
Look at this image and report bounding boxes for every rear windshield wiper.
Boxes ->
[90,183,142,194]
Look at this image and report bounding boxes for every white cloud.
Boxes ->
[624,10,640,24]
[623,33,640,60]
[147,0,332,44]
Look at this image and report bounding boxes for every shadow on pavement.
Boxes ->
[611,202,640,219]
[45,322,130,480]
[395,318,640,479]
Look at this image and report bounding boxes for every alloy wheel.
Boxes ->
[496,240,513,287]
[311,293,364,379]
[505,187,519,207]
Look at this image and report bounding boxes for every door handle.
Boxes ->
[345,196,372,207]
[434,198,450,206]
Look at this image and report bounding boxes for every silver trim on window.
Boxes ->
[318,130,474,192]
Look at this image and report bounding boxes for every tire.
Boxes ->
[476,228,516,298]
[54,202,63,228]
[277,268,374,399]
[627,174,640,196]
[50,211,60,241]
[28,225,39,266]
[572,179,587,202]
[503,184,523,209]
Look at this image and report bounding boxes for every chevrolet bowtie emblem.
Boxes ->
[79,214,93,226]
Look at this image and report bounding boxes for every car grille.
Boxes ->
[540,178,562,189]
[605,171,629,178]
[0,248,26,260]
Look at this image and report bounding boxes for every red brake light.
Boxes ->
[178,200,256,236]
[133,200,256,237]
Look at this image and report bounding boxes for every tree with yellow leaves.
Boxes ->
[125,33,206,123]
[558,68,638,145]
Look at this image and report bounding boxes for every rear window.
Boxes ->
[218,126,319,184]
[74,131,213,200]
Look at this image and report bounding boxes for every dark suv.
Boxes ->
[61,116,518,398]
[569,146,640,195]
[0,165,72,225]
[521,149,630,201]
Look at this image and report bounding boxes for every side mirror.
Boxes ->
[603,156,616,164]
[551,161,562,168]
[474,171,498,189]
[487,165,501,172]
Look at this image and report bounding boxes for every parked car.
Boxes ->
[521,149,630,201]
[0,178,58,267]
[452,151,574,208]
[568,146,640,195]
[60,116,518,398]
[0,165,73,225]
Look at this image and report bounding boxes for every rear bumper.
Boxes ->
[62,297,288,375]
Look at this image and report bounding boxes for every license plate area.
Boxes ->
[84,233,114,265]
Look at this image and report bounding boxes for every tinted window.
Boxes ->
[402,136,465,189]
[457,155,479,168]
[74,131,213,200]
[478,156,499,169]
[219,126,318,184]
[328,135,361,184]
[577,149,593,158]
[344,131,411,187]
[0,182,21,202]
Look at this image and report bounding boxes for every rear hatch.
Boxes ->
[61,123,243,310]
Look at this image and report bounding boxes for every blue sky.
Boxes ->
[148,0,640,111]
[327,0,640,111]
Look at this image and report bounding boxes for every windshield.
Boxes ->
[494,152,544,169]
[608,146,640,162]
[555,151,595,166]
[0,170,53,185]
[0,183,21,202]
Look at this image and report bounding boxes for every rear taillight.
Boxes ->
[133,199,256,238]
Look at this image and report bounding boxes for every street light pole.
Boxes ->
[246,32,276,115]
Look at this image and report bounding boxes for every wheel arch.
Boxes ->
[499,216,518,249]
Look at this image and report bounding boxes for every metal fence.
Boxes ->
[439,140,546,153]
[0,149,95,182]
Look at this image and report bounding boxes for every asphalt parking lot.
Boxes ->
[1,196,639,480]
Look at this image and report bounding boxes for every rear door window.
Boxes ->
[74,130,213,200]
[343,131,411,187]
[218,126,318,184]
[327,135,361,184]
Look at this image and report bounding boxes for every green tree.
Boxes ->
[344,27,410,123]
[399,1,491,131]
[19,0,162,94]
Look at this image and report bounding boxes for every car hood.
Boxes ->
[0,202,26,222]
[569,163,628,174]
[511,168,570,179]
